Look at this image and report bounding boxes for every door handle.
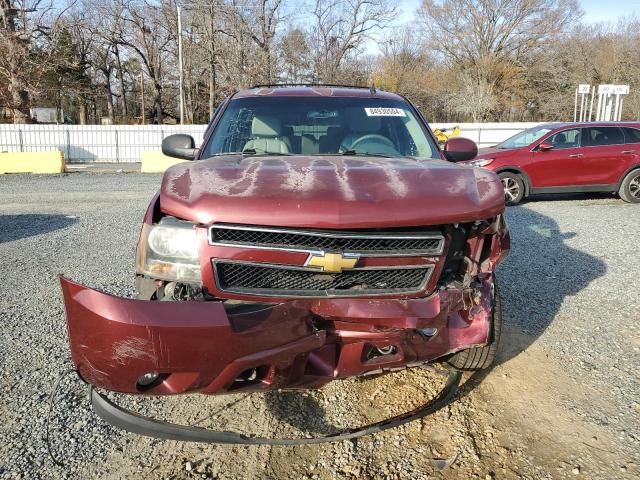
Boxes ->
[621,150,636,154]
[569,154,584,158]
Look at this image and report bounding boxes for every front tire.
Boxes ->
[447,283,502,371]
[618,169,640,203]
[498,172,525,206]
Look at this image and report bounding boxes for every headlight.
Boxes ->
[469,158,495,167]
[136,217,201,283]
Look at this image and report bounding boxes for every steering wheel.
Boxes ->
[349,134,399,155]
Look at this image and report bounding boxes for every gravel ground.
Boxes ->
[0,173,638,479]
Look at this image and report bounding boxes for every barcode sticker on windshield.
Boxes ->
[364,107,406,117]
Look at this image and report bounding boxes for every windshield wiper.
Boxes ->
[248,151,294,156]
[209,149,293,157]
[341,149,394,158]
[209,151,246,156]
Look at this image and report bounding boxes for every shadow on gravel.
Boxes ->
[264,390,338,434]
[0,214,77,243]
[263,207,607,428]
[459,206,607,397]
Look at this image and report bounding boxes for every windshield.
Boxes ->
[497,126,554,149]
[201,96,439,160]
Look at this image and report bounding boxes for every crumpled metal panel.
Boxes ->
[60,274,494,396]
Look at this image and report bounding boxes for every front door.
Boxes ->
[527,128,586,188]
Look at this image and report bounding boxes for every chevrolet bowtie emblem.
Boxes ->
[306,252,359,273]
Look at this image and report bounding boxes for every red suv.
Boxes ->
[464,122,640,205]
[59,86,510,440]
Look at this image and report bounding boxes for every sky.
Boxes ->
[363,0,640,54]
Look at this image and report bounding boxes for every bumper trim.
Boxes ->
[90,368,461,445]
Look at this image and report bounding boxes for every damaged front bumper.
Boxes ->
[60,275,494,395]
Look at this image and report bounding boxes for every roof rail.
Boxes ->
[249,83,372,90]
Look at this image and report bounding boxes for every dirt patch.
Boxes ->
[75,326,634,480]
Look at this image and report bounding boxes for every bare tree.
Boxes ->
[0,0,59,123]
[187,0,220,117]
[375,28,430,92]
[448,70,497,122]
[227,0,283,84]
[117,0,176,124]
[187,0,244,118]
[280,27,312,83]
[309,0,397,82]
[5,0,640,125]
[418,0,582,120]
[54,7,98,124]
[419,0,581,64]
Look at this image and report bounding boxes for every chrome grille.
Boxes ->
[209,224,444,256]
[214,261,433,297]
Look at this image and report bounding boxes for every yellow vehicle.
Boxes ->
[433,125,461,145]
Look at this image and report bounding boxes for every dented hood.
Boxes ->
[159,155,504,228]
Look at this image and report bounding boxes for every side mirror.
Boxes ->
[443,137,478,162]
[162,134,196,160]
[537,142,553,151]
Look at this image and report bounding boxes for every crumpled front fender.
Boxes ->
[60,276,324,394]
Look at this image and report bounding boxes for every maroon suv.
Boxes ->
[464,122,640,205]
[60,86,509,435]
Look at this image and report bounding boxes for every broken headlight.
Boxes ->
[136,217,201,283]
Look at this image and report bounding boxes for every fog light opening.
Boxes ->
[239,368,258,382]
[229,366,271,391]
[376,345,397,356]
[418,327,438,338]
[366,345,398,361]
[137,371,160,387]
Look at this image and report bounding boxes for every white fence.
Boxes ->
[0,124,207,163]
[434,122,542,148]
[0,122,542,163]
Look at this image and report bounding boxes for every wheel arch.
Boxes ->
[616,163,640,189]
[495,166,532,197]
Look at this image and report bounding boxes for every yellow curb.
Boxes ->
[141,151,187,173]
[0,151,66,174]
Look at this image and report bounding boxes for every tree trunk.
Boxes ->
[78,102,87,125]
[153,81,163,124]
[114,45,128,120]
[264,45,272,83]
[209,31,218,119]
[209,67,216,118]
[10,76,31,124]
[105,83,115,123]
[208,11,217,118]
[79,102,87,125]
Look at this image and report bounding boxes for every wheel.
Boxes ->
[447,282,502,371]
[618,169,640,203]
[498,172,525,206]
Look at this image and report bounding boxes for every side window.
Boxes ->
[587,127,625,146]
[201,100,227,142]
[546,128,582,149]
[623,127,640,144]
[205,107,255,156]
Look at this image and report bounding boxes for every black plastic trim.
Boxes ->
[617,163,640,189]
[530,184,617,194]
[212,259,434,298]
[90,369,461,445]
